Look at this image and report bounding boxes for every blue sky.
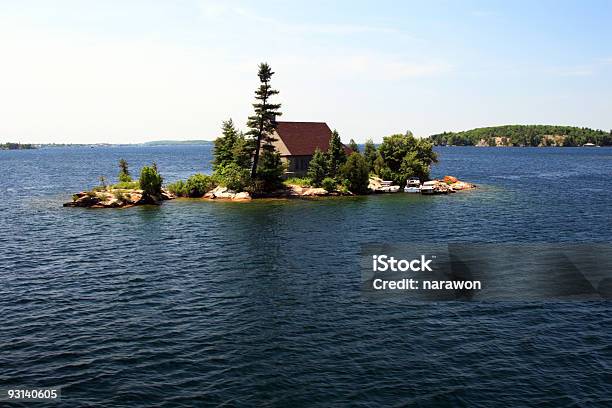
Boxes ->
[1,0,611,143]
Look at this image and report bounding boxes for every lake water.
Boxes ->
[1,146,611,407]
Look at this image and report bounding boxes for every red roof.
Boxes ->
[275,121,351,156]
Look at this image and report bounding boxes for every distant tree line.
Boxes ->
[1,142,36,150]
[429,125,612,147]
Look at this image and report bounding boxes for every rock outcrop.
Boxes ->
[284,185,330,197]
[441,175,476,191]
[203,186,252,200]
[63,188,175,208]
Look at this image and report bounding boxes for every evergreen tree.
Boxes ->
[257,147,285,190]
[348,139,359,153]
[307,148,328,187]
[231,135,254,169]
[213,119,240,171]
[341,152,370,194]
[118,159,131,182]
[246,63,282,179]
[363,138,377,171]
[327,129,346,178]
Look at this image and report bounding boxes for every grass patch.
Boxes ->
[283,177,312,187]
[112,181,140,189]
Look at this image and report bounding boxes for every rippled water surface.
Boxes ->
[1,146,611,407]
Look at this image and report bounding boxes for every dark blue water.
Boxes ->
[1,146,611,407]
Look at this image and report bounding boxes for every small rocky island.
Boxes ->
[64,162,475,208]
[65,188,175,208]
[64,63,475,209]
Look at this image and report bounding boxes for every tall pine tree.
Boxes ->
[246,63,282,179]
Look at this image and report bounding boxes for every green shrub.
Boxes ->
[139,165,163,197]
[214,163,251,191]
[341,152,370,194]
[185,173,216,197]
[307,148,328,187]
[166,180,188,197]
[321,177,337,192]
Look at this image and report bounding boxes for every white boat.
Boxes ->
[378,180,401,193]
[404,177,421,193]
[420,180,448,195]
[420,184,436,195]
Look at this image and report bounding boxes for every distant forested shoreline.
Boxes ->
[1,142,36,150]
[429,125,612,147]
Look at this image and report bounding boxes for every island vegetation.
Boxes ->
[1,142,36,150]
[66,62,454,207]
[167,63,439,199]
[64,159,170,208]
[429,125,612,147]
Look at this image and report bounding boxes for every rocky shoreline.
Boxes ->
[64,175,476,208]
[63,188,175,208]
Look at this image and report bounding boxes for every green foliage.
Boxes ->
[246,63,282,178]
[372,153,386,176]
[363,139,378,172]
[429,125,612,147]
[307,148,328,187]
[185,174,216,197]
[348,139,359,153]
[340,152,370,194]
[0,142,35,150]
[321,177,337,192]
[166,180,188,197]
[167,174,216,197]
[255,147,285,191]
[339,179,351,194]
[118,159,132,182]
[213,119,245,170]
[112,181,140,189]
[215,163,251,192]
[327,129,347,178]
[139,165,163,197]
[231,135,255,169]
[375,132,437,185]
[284,177,312,187]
